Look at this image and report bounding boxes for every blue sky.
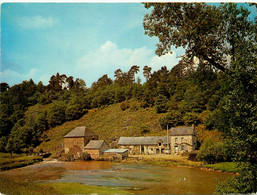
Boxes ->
[1,3,256,87]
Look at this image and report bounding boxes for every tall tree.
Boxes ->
[143,66,152,81]
[143,3,256,75]
[144,3,257,193]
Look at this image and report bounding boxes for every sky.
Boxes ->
[1,3,256,87]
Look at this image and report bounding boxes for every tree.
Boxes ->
[143,3,256,75]
[144,3,257,193]
[0,83,10,92]
[143,66,152,81]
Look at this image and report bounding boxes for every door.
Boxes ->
[174,146,178,153]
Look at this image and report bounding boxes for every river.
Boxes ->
[0,160,231,194]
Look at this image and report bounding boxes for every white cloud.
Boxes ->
[76,41,181,84]
[17,15,58,30]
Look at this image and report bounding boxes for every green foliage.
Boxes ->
[183,112,200,126]
[155,94,168,113]
[47,101,66,128]
[159,110,183,128]
[215,163,257,194]
[197,137,235,164]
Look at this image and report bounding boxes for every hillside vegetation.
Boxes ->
[37,99,164,155]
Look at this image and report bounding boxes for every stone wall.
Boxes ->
[102,151,129,160]
[64,137,85,155]
[84,149,100,159]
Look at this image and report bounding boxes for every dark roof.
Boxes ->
[64,126,97,138]
[170,126,195,136]
[104,149,128,154]
[84,140,106,149]
[118,136,168,145]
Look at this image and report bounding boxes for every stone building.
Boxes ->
[118,136,169,155]
[84,140,110,159]
[64,126,98,158]
[103,149,129,160]
[170,126,196,154]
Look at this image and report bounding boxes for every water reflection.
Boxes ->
[0,160,230,194]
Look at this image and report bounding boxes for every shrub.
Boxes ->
[197,137,235,164]
[215,163,257,194]
[82,152,91,161]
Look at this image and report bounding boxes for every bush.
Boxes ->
[82,152,91,161]
[215,163,257,194]
[197,137,235,164]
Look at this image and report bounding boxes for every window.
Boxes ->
[175,138,178,142]
[158,142,162,146]
[181,144,184,151]
[181,137,184,143]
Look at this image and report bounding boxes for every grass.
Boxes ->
[0,177,131,195]
[0,153,43,171]
[203,162,239,173]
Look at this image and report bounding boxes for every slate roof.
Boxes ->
[118,136,168,145]
[104,149,128,154]
[170,126,195,136]
[64,126,97,138]
[84,140,106,149]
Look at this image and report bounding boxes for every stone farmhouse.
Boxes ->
[170,126,197,154]
[118,126,196,155]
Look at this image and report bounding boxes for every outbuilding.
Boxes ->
[84,140,110,159]
[103,149,129,160]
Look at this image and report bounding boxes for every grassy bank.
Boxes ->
[0,176,131,195]
[127,154,237,173]
[128,154,202,167]
[0,153,43,171]
[203,162,238,173]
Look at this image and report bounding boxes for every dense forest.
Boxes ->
[0,2,256,193]
[0,63,226,153]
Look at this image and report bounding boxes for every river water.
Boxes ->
[0,160,231,194]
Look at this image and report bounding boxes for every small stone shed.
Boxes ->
[64,126,98,157]
[118,136,169,155]
[170,126,197,154]
[103,149,129,160]
[84,140,110,159]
